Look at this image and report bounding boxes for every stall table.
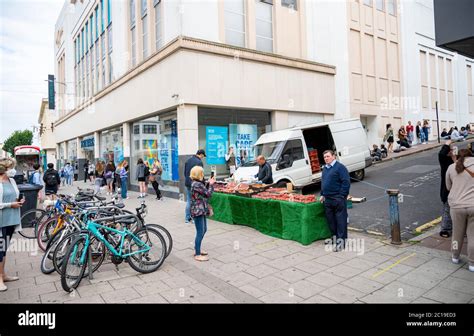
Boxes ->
[209,192,332,245]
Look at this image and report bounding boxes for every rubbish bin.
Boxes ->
[17,183,43,217]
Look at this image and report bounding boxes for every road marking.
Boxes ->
[366,230,385,236]
[371,253,416,278]
[415,216,441,233]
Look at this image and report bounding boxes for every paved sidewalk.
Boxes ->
[374,137,473,164]
[1,182,473,304]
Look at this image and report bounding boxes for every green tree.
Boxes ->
[2,130,34,155]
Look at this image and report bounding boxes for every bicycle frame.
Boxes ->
[73,220,151,266]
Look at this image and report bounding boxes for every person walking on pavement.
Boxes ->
[225,146,237,177]
[150,159,164,200]
[74,162,78,181]
[104,161,115,195]
[254,155,273,184]
[190,166,215,262]
[94,161,105,194]
[43,163,61,200]
[83,161,89,183]
[416,121,425,145]
[383,124,394,153]
[29,163,44,204]
[406,121,414,145]
[136,159,147,198]
[439,140,456,238]
[422,120,430,144]
[64,162,74,186]
[117,160,129,200]
[319,150,351,251]
[445,149,474,272]
[0,158,25,292]
[88,161,95,184]
[184,149,206,223]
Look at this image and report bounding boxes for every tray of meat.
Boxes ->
[235,190,258,198]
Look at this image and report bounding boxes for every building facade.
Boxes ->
[400,0,474,138]
[53,0,473,197]
[53,0,336,197]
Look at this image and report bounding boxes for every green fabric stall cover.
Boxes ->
[209,192,332,245]
[209,192,233,224]
[228,195,259,228]
[280,201,332,245]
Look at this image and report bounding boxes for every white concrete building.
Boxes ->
[52,0,474,197]
[400,0,474,138]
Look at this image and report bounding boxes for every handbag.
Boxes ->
[207,204,214,217]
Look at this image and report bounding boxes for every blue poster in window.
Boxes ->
[229,124,257,166]
[171,120,179,181]
[206,126,228,165]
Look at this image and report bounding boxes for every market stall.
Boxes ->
[209,183,332,245]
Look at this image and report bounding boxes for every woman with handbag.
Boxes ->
[150,159,164,200]
[190,166,215,262]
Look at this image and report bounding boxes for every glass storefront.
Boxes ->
[100,127,123,165]
[198,107,271,177]
[67,139,77,164]
[80,135,95,162]
[130,111,179,191]
[58,143,66,169]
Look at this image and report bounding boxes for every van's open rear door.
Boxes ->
[328,119,368,172]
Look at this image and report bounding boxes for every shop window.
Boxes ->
[143,124,157,134]
[131,114,179,185]
[281,0,297,10]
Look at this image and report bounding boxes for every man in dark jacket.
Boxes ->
[439,140,455,237]
[43,163,61,197]
[320,150,351,251]
[254,156,273,184]
[184,149,205,223]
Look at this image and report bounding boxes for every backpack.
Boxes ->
[144,165,150,177]
[45,171,58,186]
[28,171,38,184]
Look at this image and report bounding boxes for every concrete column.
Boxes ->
[94,131,100,161]
[271,111,289,131]
[76,137,87,181]
[177,104,199,196]
[123,122,131,159]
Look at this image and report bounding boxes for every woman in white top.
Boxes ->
[0,158,25,291]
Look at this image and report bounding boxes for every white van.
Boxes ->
[233,118,372,188]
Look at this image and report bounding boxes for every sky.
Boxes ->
[0,0,64,145]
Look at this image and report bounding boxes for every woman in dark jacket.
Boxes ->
[439,140,456,237]
[190,166,215,262]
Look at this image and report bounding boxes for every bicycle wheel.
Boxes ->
[145,224,173,258]
[40,227,67,275]
[126,227,166,274]
[19,209,46,239]
[54,232,106,276]
[60,235,88,292]
[37,216,60,252]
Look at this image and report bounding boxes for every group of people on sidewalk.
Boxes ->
[438,140,474,272]
[382,120,431,154]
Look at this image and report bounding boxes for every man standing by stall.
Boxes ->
[255,155,273,184]
[319,150,351,251]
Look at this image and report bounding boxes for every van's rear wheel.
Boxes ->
[275,180,291,188]
[350,169,365,181]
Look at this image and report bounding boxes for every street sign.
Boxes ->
[48,74,55,110]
